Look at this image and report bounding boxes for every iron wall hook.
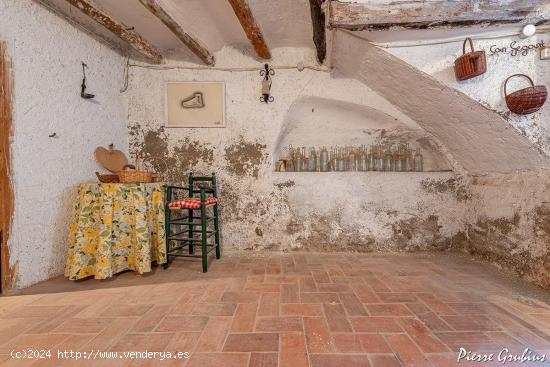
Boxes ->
[81,62,95,99]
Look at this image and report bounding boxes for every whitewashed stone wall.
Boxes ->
[3,0,549,291]
[387,33,550,156]
[127,47,468,258]
[0,0,128,288]
[382,31,550,288]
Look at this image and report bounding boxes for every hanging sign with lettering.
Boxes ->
[489,40,546,57]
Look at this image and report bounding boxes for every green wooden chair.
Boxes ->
[164,173,221,272]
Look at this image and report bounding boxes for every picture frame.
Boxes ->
[165,81,226,128]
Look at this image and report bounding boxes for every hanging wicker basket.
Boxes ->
[454,38,487,81]
[504,74,547,115]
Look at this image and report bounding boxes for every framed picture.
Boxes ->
[165,82,225,128]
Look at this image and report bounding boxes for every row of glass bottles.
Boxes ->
[278,143,424,172]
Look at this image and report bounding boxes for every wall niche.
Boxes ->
[274,97,451,172]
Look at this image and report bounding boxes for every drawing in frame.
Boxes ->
[165,82,226,128]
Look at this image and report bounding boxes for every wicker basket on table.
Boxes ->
[95,172,120,183]
[504,74,547,115]
[118,157,154,183]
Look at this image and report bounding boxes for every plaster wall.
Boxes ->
[386,32,550,156]
[332,30,550,175]
[379,30,550,288]
[0,0,128,289]
[127,47,467,255]
[274,96,451,171]
[465,172,550,289]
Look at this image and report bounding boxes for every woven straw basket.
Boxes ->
[454,38,486,81]
[118,161,154,183]
[504,74,547,115]
[95,172,120,183]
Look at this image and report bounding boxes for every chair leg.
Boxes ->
[164,205,171,270]
[188,209,194,254]
[200,203,208,273]
[213,204,221,259]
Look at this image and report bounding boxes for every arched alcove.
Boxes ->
[274,96,451,171]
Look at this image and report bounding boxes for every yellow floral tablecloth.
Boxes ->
[65,183,166,280]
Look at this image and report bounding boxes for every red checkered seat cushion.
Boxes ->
[168,197,219,210]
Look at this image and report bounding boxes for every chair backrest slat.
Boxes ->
[189,172,218,198]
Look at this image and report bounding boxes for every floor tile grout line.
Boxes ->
[79,316,142,353]
[301,317,312,367]
[383,331,411,367]
[251,300,260,332]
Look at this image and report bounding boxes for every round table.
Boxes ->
[65,182,166,280]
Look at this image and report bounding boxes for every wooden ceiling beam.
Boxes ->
[329,0,550,31]
[309,0,327,64]
[62,0,162,63]
[227,0,271,60]
[138,0,214,66]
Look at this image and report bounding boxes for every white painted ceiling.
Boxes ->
[91,0,315,62]
[66,0,550,63]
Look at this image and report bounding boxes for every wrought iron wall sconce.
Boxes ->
[81,62,95,99]
[260,63,274,103]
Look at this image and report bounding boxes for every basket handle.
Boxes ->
[504,74,535,97]
[462,37,475,54]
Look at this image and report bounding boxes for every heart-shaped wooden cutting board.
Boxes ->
[95,144,128,173]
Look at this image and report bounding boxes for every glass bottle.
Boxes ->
[287,145,295,172]
[359,145,368,172]
[414,149,423,172]
[348,148,356,172]
[400,144,407,172]
[336,148,342,172]
[383,145,392,172]
[320,146,328,172]
[286,159,294,172]
[368,146,375,171]
[373,145,382,171]
[308,147,317,172]
[315,148,321,171]
[405,144,413,172]
[295,147,303,172]
[337,148,345,172]
[377,145,383,171]
[392,147,400,172]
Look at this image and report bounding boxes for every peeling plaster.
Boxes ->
[464,171,550,289]
[7,1,550,292]
[130,125,214,182]
[421,177,471,202]
[126,44,550,290]
[380,31,550,289]
[127,47,468,266]
[224,136,268,178]
[1,0,549,293]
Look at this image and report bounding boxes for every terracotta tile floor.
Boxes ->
[1,252,549,367]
